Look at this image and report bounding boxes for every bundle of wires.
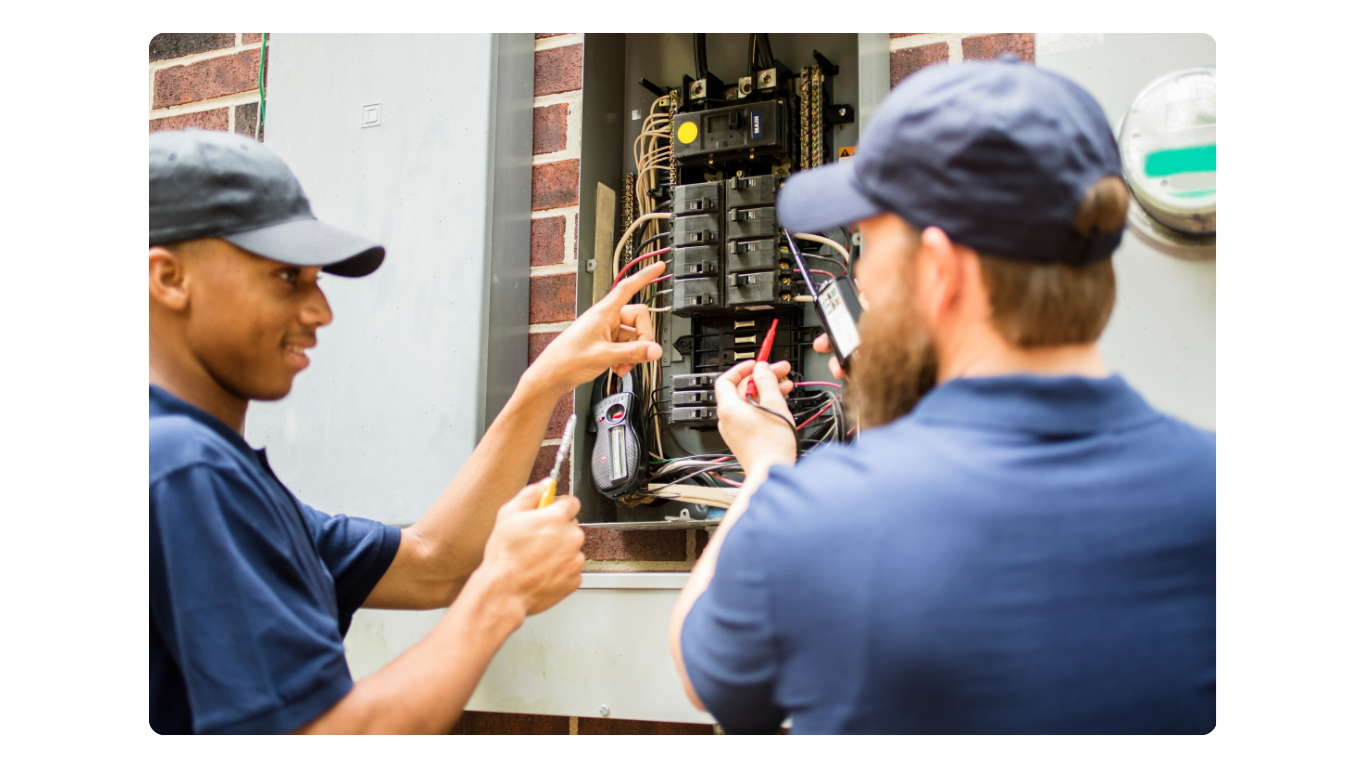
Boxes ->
[608,91,678,467]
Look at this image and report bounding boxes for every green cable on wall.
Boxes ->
[256,33,268,141]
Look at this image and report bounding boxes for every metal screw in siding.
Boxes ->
[599,705,610,717]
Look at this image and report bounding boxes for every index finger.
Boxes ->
[604,261,667,311]
[618,303,655,344]
[714,359,758,409]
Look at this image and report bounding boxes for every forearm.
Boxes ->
[298,572,524,734]
[668,462,777,708]
[401,374,565,604]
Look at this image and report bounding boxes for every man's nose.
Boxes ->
[302,283,333,328]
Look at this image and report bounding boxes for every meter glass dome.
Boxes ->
[1119,67,1215,236]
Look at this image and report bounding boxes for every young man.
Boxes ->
[670,59,1215,734]
[149,129,668,734]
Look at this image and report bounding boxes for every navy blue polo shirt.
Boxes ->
[149,386,402,734]
[682,375,1215,734]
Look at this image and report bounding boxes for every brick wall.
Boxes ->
[525,32,583,504]
[889,33,1035,86]
[148,33,267,139]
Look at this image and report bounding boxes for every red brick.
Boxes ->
[531,216,566,267]
[154,49,261,109]
[529,273,576,324]
[242,33,263,44]
[578,717,714,735]
[528,331,560,365]
[535,44,583,97]
[582,529,687,561]
[544,392,574,441]
[529,443,572,488]
[962,33,1035,63]
[535,33,570,39]
[532,159,580,211]
[233,102,262,140]
[890,42,949,87]
[149,33,235,62]
[534,103,569,155]
[452,711,570,734]
[149,108,229,133]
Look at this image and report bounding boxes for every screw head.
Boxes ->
[599,705,610,717]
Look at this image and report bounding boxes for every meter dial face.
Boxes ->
[1119,67,1216,236]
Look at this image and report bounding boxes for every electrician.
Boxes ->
[149,129,667,734]
[669,58,1215,734]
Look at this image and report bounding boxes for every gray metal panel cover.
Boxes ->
[1038,34,1216,430]
[245,34,533,526]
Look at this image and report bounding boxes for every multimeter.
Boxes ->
[588,370,645,498]
[783,230,862,369]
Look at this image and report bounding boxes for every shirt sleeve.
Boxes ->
[293,500,402,637]
[149,464,353,735]
[680,495,787,735]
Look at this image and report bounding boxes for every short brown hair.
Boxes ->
[977,176,1128,347]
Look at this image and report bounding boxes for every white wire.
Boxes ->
[614,212,671,276]
[797,232,846,265]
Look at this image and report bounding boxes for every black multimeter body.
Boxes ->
[814,274,862,368]
[783,230,862,369]
[588,371,646,499]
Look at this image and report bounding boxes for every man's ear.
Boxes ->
[916,226,963,322]
[149,246,190,312]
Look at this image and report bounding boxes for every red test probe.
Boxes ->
[746,319,780,401]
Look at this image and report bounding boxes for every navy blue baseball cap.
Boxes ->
[778,57,1125,265]
[150,129,385,277]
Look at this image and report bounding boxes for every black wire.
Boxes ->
[803,253,846,276]
[747,394,801,460]
[639,231,673,251]
[759,33,775,69]
[694,34,708,80]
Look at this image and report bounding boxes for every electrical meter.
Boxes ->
[1118,67,1215,236]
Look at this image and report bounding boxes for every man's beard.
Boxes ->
[845,272,939,430]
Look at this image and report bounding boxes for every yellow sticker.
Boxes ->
[678,121,699,145]
[838,146,857,163]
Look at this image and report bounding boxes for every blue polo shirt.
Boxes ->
[682,375,1215,734]
[149,385,402,734]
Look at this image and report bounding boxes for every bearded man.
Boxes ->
[668,58,1215,735]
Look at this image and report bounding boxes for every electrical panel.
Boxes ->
[582,34,860,523]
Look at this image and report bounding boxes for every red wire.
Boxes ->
[612,247,671,290]
[810,269,837,281]
[709,473,744,488]
[649,274,672,285]
[795,401,834,430]
[792,381,842,388]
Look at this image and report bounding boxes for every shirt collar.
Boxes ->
[149,384,258,459]
[909,374,1160,436]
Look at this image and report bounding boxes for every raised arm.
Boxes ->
[365,261,668,610]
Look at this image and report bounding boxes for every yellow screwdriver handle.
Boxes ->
[537,479,558,509]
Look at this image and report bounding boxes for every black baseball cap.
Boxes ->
[149,129,385,277]
[778,57,1125,265]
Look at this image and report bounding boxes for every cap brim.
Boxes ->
[777,161,886,234]
[222,217,385,277]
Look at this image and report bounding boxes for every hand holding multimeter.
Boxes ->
[782,230,862,375]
